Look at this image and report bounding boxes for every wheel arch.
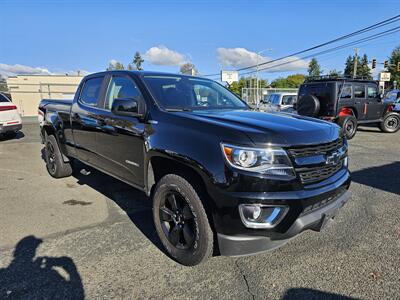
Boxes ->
[338,106,357,118]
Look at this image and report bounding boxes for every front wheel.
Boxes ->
[338,115,357,140]
[380,112,400,133]
[152,174,214,266]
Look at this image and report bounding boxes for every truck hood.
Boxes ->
[183,109,340,146]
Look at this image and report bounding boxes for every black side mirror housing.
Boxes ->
[111,97,146,118]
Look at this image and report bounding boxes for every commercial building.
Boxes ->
[6,75,84,116]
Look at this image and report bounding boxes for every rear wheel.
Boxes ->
[338,115,357,139]
[153,174,213,266]
[45,134,73,178]
[380,112,400,133]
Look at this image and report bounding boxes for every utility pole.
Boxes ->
[256,48,272,108]
[353,48,358,78]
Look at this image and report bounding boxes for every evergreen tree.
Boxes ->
[344,53,371,79]
[307,58,321,77]
[388,45,400,86]
[133,52,144,70]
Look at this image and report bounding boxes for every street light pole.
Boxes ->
[256,48,272,109]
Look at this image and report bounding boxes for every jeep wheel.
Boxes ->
[45,134,73,178]
[152,174,213,266]
[380,112,400,133]
[338,115,357,139]
[297,94,320,117]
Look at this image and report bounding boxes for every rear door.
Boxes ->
[366,84,383,120]
[70,75,107,163]
[90,74,146,187]
[353,83,367,120]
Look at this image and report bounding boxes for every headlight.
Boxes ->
[221,143,295,177]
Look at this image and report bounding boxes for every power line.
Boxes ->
[202,14,400,77]
[240,26,400,75]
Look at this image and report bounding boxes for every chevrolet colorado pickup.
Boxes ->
[39,71,351,266]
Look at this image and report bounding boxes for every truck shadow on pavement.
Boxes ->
[282,288,358,299]
[69,161,166,254]
[0,131,25,141]
[0,235,84,299]
[351,162,400,195]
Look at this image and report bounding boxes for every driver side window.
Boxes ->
[105,76,142,110]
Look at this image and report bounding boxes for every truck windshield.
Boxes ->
[143,75,248,111]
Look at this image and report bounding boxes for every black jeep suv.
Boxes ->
[297,76,400,139]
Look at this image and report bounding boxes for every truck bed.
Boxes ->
[39,99,73,113]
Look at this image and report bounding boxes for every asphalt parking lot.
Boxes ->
[0,121,399,299]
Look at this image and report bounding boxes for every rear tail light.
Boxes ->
[38,109,44,116]
[387,105,393,112]
[0,105,17,112]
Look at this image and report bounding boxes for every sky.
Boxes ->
[1,0,399,82]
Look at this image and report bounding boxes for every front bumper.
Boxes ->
[218,189,350,256]
[0,123,22,134]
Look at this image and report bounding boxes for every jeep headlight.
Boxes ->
[221,143,295,177]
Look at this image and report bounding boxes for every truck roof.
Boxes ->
[86,70,210,80]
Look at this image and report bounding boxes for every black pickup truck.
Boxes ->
[39,71,351,266]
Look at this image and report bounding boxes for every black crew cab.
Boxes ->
[297,76,400,139]
[39,71,351,266]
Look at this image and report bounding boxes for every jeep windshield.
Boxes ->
[143,75,248,111]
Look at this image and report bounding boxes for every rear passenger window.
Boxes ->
[367,86,378,98]
[80,77,104,106]
[354,85,365,98]
[340,84,352,99]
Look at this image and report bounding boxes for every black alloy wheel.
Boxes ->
[159,191,196,250]
[153,174,214,266]
[46,140,57,174]
[44,134,73,178]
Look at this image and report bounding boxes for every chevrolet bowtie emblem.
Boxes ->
[326,151,340,165]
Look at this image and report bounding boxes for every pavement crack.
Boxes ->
[235,258,256,300]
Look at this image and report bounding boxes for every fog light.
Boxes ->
[239,204,288,229]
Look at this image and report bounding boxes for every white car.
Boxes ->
[0,93,22,138]
[259,92,297,113]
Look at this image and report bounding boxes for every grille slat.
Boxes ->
[288,139,343,158]
[287,138,345,185]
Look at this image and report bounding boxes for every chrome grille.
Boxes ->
[288,138,344,158]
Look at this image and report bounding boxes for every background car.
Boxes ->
[259,92,297,113]
[0,92,22,138]
[384,89,400,103]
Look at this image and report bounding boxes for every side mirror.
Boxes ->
[111,97,146,118]
[292,102,297,110]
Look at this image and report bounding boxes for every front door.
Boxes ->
[366,84,384,120]
[91,74,146,187]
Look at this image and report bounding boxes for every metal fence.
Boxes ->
[241,88,298,107]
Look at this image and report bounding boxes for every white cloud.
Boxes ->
[0,63,52,77]
[217,47,308,72]
[0,63,89,78]
[144,46,187,66]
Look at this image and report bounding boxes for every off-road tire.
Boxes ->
[45,134,73,178]
[338,115,357,140]
[152,174,214,266]
[379,112,400,133]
